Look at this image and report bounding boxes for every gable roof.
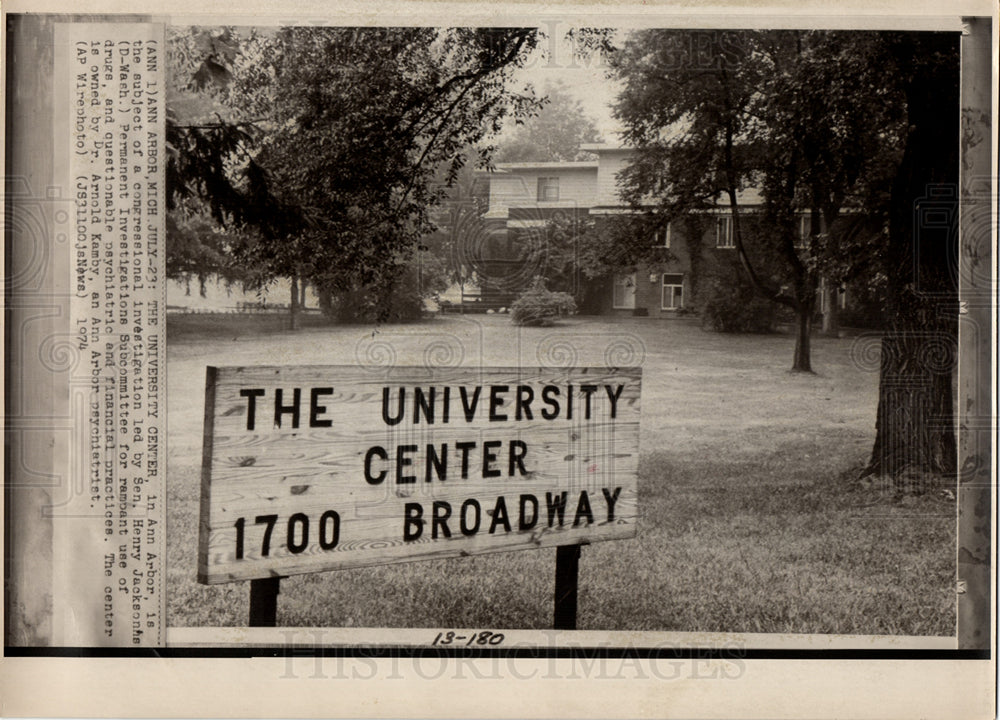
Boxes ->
[481,160,599,173]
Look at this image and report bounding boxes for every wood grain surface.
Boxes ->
[199,366,641,584]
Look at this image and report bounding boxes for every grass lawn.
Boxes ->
[166,313,955,636]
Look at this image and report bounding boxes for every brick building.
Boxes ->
[478,144,801,318]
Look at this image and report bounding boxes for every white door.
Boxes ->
[613,273,636,309]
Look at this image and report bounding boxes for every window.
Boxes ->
[653,223,672,249]
[661,273,684,310]
[613,273,636,309]
[797,214,812,248]
[537,177,559,202]
[716,216,734,248]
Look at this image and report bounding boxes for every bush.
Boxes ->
[699,276,777,333]
[318,250,449,324]
[317,272,424,323]
[332,285,424,323]
[510,278,577,326]
[836,277,886,330]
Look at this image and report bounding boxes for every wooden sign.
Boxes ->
[198,366,641,584]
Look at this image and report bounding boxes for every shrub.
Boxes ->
[318,250,449,324]
[699,276,777,333]
[510,278,577,326]
[836,277,886,330]
[318,273,424,324]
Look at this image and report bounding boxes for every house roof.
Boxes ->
[484,160,599,172]
[579,143,632,152]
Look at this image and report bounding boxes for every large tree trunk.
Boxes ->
[791,302,813,372]
[289,274,300,330]
[864,34,959,485]
[865,329,956,482]
[821,281,840,336]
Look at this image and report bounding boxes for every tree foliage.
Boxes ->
[165,26,541,318]
[494,80,603,163]
[165,199,264,294]
[607,30,911,371]
[601,28,959,480]
[165,27,305,293]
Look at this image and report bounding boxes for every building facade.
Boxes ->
[478,145,741,317]
[477,144,851,322]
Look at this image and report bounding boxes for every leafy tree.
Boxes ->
[581,27,959,482]
[494,80,603,162]
[743,30,958,478]
[750,31,906,358]
[420,150,494,299]
[165,199,263,295]
[608,29,905,372]
[166,27,307,313]
[863,32,959,481]
[166,26,541,325]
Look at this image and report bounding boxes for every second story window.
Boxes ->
[653,223,672,249]
[537,176,559,202]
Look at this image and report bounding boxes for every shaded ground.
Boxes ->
[166,313,954,634]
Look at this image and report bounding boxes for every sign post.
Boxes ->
[199,365,641,629]
[553,545,582,630]
[248,577,282,627]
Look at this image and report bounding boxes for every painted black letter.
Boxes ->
[482,440,502,478]
[580,385,598,420]
[455,441,476,479]
[540,385,560,420]
[546,492,568,527]
[273,388,301,429]
[431,501,452,539]
[310,387,333,427]
[403,503,423,541]
[605,384,624,419]
[459,387,481,421]
[364,446,388,484]
[515,385,534,420]
[573,490,594,526]
[602,487,622,521]
[519,494,538,530]
[240,388,265,430]
[382,387,405,426]
[426,443,447,482]
[489,385,509,421]
[489,496,512,533]
[414,387,435,424]
[460,500,481,535]
[396,444,418,483]
[508,440,528,476]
